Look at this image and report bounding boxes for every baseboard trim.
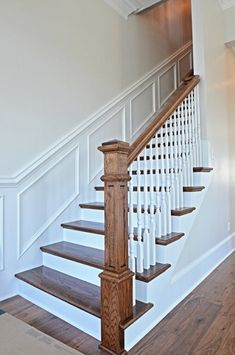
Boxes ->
[126,233,235,351]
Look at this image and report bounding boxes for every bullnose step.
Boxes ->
[193,167,213,173]
[62,220,185,246]
[79,202,196,216]
[40,242,171,283]
[15,266,153,328]
[15,266,101,317]
[41,242,104,269]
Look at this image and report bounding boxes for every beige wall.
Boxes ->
[224,7,235,43]
[0,0,191,176]
[227,49,235,232]
[175,0,234,272]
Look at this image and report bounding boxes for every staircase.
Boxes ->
[15,76,213,355]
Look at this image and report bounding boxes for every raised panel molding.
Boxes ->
[0,196,3,271]
[177,51,192,86]
[88,108,126,183]
[0,41,192,189]
[158,64,177,108]
[218,0,235,9]
[130,82,156,138]
[17,147,79,258]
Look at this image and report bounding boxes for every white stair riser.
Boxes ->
[43,253,101,286]
[81,208,104,223]
[63,229,104,250]
[18,281,101,340]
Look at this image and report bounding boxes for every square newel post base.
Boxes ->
[99,269,134,355]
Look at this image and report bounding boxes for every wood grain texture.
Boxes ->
[80,202,195,216]
[1,253,234,354]
[193,167,213,173]
[129,252,235,355]
[98,140,133,354]
[128,76,200,165]
[61,219,185,246]
[15,266,101,317]
[41,242,105,270]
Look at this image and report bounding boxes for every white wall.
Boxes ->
[174,0,234,273]
[0,0,191,177]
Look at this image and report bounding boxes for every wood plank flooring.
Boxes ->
[0,252,234,355]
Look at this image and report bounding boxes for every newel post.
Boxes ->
[98,140,133,355]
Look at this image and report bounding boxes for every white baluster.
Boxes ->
[128,167,136,306]
[155,135,162,241]
[169,114,176,210]
[143,147,150,270]
[191,90,197,168]
[165,119,172,235]
[149,139,156,265]
[136,155,144,273]
[177,106,184,208]
[160,126,167,236]
[188,93,194,185]
[173,109,180,209]
[196,84,202,166]
[184,96,191,186]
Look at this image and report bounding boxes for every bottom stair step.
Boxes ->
[15,266,153,329]
[15,266,101,317]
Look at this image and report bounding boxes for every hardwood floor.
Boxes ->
[0,252,234,355]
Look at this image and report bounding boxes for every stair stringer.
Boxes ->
[124,170,213,351]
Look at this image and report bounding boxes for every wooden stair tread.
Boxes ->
[62,220,184,246]
[120,301,153,329]
[80,202,196,216]
[41,242,171,282]
[183,186,205,192]
[132,167,213,175]
[61,220,104,235]
[95,186,205,193]
[171,207,196,216]
[193,167,213,172]
[15,266,101,318]
[41,242,104,269]
[135,263,171,283]
[15,266,153,329]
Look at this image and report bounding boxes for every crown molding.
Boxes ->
[104,0,162,19]
[218,0,235,10]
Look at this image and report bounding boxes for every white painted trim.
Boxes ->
[125,233,235,350]
[129,81,156,138]
[158,63,177,108]
[218,0,235,9]
[172,233,235,284]
[0,41,192,188]
[17,146,80,259]
[0,196,4,271]
[87,106,126,184]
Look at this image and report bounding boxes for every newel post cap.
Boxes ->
[98,140,130,154]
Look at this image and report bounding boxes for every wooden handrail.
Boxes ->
[128,75,200,165]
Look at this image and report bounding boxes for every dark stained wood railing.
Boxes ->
[98,75,200,355]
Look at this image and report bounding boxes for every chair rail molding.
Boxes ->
[0,42,192,189]
[104,0,163,19]
[218,0,235,9]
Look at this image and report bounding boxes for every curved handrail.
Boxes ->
[128,75,200,166]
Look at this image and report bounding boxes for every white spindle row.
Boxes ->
[128,84,202,277]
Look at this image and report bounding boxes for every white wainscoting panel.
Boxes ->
[178,51,193,85]
[0,195,3,271]
[88,108,125,183]
[17,147,79,258]
[158,64,177,108]
[130,82,156,138]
